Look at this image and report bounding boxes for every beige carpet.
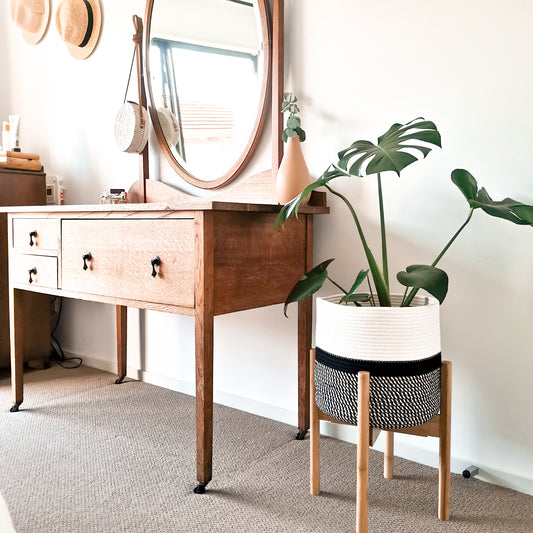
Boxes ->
[0,365,531,533]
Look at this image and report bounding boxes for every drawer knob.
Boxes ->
[151,256,161,277]
[28,267,37,284]
[29,230,37,246]
[82,252,92,271]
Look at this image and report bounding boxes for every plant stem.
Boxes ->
[402,208,475,307]
[400,286,409,307]
[327,276,348,295]
[430,208,474,267]
[325,184,391,306]
[367,277,376,306]
[377,172,389,289]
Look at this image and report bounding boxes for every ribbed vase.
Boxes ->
[273,136,311,205]
[314,294,442,429]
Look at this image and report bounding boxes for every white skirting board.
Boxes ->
[0,492,16,533]
[76,352,532,496]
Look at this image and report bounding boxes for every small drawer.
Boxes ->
[11,254,58,289]
[61,219,195,307]
[12,218,60,254]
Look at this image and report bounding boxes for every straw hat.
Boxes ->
[55,0,102,60]
[10,0,51,45]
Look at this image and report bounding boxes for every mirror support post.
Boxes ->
[272,0,284,179]
[133,15,149,202]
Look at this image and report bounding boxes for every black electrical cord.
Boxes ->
[50,297,82,369]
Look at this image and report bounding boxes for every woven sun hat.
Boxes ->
[157,108,181,147]
[10,0,51,45]
[55,0,102,60]
[115,102,149,154]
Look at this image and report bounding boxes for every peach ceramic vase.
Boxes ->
[273,136,312,205]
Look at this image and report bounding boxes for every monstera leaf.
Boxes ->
[397,265,449,304]
[274,167,348,230]
[338,117,441,177]
[339,269,369,304]
[283,259,334,317]
[452,169,533,226]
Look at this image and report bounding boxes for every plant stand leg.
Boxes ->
[310,349,320,495]
[384,431,394,479]
[439,361,452,520]
[356,371,369,533]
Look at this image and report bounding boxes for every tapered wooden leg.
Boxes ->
[194,303,214,493]
[9,288,24,412]
[297,237,313,440]
[384,431,394,479]
[115,305,127,384]
[356,371,370,533]
[193,212,214,494]
[296,216,313,439]
[310,349,320,495]
[439,361,452,520]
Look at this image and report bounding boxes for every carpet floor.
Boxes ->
[0,365,531,533]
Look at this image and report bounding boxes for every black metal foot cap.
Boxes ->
[115,377,125,384]
[10,403,21,412]
[295,429,308,440]
[193,483,208,494]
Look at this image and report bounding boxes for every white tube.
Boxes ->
[8,114,20,152]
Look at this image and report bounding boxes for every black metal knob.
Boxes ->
[29,230,37,246]
[82,252,92,271]
[28,267,37,284]
[151,256,161,277]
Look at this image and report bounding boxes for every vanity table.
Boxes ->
[5,0,328,493]
[6,198,325,492]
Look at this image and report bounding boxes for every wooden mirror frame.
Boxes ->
[143,0,273,190]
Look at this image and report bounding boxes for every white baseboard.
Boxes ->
[77,353,532,496]
[0,493,16,533]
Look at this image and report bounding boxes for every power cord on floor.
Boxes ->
[50,297,82,369]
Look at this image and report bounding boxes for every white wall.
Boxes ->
[2,0,532,495]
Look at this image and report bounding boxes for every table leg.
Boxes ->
[115,305,127,384]
[194,307,214,494]
[9,288,24,412]
[296,297,312,439]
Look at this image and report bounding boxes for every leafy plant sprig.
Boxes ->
[275,118,533,316]
[281,92,306,142]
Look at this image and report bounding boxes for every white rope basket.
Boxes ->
[314,294,442,429]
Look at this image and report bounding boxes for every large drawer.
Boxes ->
[61,219,195,307]
[11,254,58,289]
[12,218,60,254]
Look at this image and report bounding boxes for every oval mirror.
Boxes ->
[144,0,271,189]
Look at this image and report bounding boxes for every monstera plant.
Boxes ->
[275,117,533,315]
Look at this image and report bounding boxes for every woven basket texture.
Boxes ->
[315,294,441,428]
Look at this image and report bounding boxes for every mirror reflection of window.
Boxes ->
[150,0,263,181]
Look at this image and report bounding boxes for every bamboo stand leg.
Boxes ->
[356,371,370,533]
[310,349,320,495]
[384,431,394,479]
[438,361,452,520]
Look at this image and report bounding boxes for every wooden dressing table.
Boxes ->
[5,198,326,492]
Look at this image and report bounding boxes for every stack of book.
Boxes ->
[0,151,42,171]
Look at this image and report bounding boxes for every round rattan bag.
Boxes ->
[114,101,149,153]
